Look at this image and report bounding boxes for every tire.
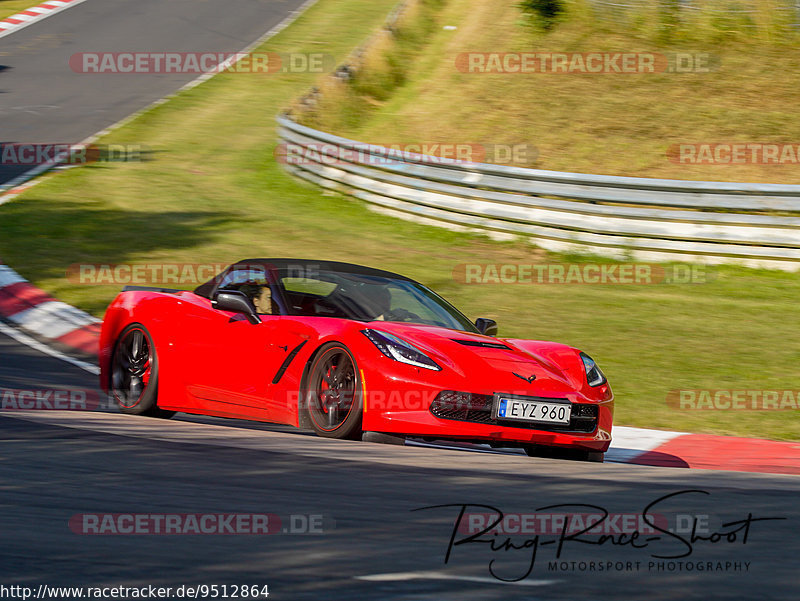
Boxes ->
[303,342,362,439]
[110,324,175,419]
[523,444,604,463]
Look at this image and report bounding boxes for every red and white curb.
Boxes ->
[607,426,686,464]
[0,0,89,39]
[611,426,800,475]
[0,263,100,355]
[413,424,800,476]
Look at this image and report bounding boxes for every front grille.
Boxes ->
[429,390,598,433]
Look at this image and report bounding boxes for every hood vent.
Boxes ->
[452,339,511,350]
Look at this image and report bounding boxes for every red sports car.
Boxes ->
[99,259,613,461]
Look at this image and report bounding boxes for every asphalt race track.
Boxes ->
[0,1,798,599]
[0,0,307,185]
[2,328,799,599]
[1,406,799,600]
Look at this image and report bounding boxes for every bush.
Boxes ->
[518,0,564,29]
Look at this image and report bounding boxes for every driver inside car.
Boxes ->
[364,285,415,322]
[252,286,274,315]
[360,284,391,321]
[238,281,275,315]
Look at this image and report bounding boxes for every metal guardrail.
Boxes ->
[276,115,800,269]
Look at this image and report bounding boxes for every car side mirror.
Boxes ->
[475,317,498,336]
[214,290,260,325]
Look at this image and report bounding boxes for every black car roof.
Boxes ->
[194,258,415,298]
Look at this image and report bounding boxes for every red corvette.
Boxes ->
[99,259,613,461]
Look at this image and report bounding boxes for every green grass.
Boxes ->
[0,0,43,21]
[521,0,800,44]
[0,0,799,440]
[300,0,800,183]
[295,0,448,130]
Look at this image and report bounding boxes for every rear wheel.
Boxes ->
[303,343,362,439]
[111,324,174,418]
[524,444,604,463]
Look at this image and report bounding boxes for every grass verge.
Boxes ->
[0,1,45,21]
[298,0,800,183]
[0,0,798,440]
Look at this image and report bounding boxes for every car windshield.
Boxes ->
[278,268,477,332]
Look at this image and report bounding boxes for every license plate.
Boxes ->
[493,394,571,425]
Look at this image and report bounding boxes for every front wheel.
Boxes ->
[303,342,362,439]
[110,324,174,419]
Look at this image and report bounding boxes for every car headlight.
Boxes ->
[580,352,606,387]
[362,329,441,371]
